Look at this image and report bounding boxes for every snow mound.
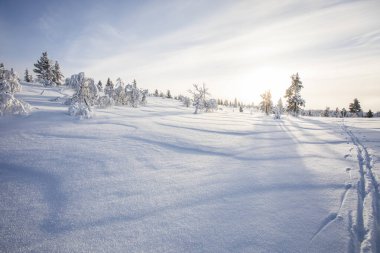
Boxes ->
[68,101,92,119]
[0,92,31,116]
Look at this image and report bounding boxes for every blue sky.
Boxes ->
[1,0,380,110]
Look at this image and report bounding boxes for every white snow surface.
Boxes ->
[1,83,379,252]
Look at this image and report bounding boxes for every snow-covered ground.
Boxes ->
[1,83,379,252]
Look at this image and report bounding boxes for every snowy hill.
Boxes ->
[1,83,379,252]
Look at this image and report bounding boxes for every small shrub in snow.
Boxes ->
[97,95,114,108]
[116,79,147,107]
[179,95,191,107]
[68,101,91,119]
[205,99,218,112]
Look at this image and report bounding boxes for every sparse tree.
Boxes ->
[285,73,305,116]
[33,52,54,86]
[52,61,64,85]
[335,107,340,117]
[188,83,210,114]
[0,63,4,79]
[274,98,284,119]
[260,90,273,115]
[367,109,373,118]
[24,69,32,82]
[349,98,362,115]
[105,78,114,97]
[97,80,103,91]
[166,90,172,99]
[341,108,347,118]
[322,107,330,117]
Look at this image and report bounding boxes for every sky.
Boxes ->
[1,0,380,110]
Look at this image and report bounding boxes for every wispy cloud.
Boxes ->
[1,0,380,109]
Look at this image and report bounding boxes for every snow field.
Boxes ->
[0,84,379,252]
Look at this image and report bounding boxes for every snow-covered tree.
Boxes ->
[97,80,103,92]
[260,90,273,115]
[33,52,54,86]
[285,73,305,116]
[349,98,361,115]
[0,67,31,116]
[341,108,347,117]
[52,61,64,85]
[188,83,210,114]
[334,107,340,117]
[68,73,99,118]
[114,78,127,105]
[0,68,21,94]
[205,99,218,112]
[65,72,85,90]
[322,107,330,117]
[166,90,172,99]
[0,63,4,79]
[104,78,114,98]
[179,95,191,107]
[367,109,373,118]
[24,69,32,83]
[274,98,283,119]
[154,89,159,97]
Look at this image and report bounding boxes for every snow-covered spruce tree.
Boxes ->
[0,67,31,116]
[33,52,54,86]
[274,98,283,119]
[24,69,32,82]
[349,98,361,116]
[154,89,159,97]
[188,83,210,114]
[114,78,127,105]
[97,80,103,92]
[260,90,273,115]
[104,78,114,98]
[52,61,64,85]
[285,73,305,116]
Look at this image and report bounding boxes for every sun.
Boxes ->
[236,66,290,104]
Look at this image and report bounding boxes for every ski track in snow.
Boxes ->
[342,123,379,253]
[1,84,380,252]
